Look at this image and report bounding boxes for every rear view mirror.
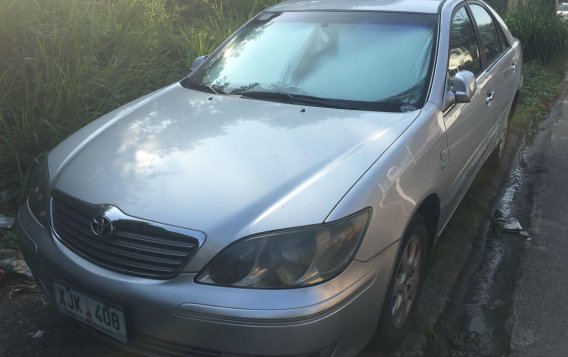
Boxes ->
[190,55,208,72]
[452,70,476,103]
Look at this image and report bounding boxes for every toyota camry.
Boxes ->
[16,0,522,356]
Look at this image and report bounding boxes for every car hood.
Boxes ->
[50,83,419,257]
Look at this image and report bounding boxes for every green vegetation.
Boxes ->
[0,229,17,250]
[485,0,509,16]
[0,0,278,214]
[505,0,568,61]
[512,57,567,128]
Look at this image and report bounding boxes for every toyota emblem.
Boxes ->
[90,216,114,238]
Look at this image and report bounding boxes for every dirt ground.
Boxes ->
[0,272,133,357]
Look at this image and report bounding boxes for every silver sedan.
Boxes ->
[17,0,522,356]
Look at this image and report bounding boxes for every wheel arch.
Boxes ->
[509,90,521,122]
[414,193,442,254]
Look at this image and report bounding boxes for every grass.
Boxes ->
[508,55,568,136]
[505,0,568,62]
[0,230,18,251]
[0,0,279,215]
[416,319,441,345]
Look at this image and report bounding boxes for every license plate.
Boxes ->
[53,282,127,343]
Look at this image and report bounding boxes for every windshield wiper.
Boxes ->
[184,82,225,95]
[239,91,354,110]
[380,78,427,103]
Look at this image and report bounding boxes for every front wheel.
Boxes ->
[377,215,428,348]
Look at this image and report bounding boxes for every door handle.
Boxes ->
[511,62,517,71]
[486,91,495,106]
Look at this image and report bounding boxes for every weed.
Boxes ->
[417,319,441,345]
[505,0,568,61]
[0,0,278,214]
[511,55,568,131]
[0,229,18,250]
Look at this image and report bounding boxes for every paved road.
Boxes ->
[510,76,568,356]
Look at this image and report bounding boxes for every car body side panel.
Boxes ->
[426,0,522,234]
[443,73,495,212]
[440,1,522,227]
[468,1,520,147]
[490,43,521,124]
[327,102,448,261]
[486,46,517,143]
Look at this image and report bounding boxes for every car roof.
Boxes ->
[269,0,445,14]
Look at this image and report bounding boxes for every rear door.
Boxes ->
[469,2,517,140]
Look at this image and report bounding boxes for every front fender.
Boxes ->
[326,102,448,262]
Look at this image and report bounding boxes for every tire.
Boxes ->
[377,214,429,348]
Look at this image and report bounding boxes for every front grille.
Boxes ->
[129,333,220,357]
[51,193,201,279]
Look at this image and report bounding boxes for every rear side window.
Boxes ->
[497,25,510,50]
[449,7,482,78]
[469,4,504,65]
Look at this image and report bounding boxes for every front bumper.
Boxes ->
[16,203,397,357]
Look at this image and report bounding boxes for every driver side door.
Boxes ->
[444,5,496,211]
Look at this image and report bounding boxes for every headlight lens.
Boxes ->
[27,156,50,227]
[196,208,371,288]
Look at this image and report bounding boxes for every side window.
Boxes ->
[469,4,504,65]
[449,7,482,79]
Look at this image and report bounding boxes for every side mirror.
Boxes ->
[190,55,208,72]
[443,90,456,111]
[452,70,476,103]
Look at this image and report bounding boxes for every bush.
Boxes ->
[0,0,277,210]
[485,0,509,16]
[505,0,568,61]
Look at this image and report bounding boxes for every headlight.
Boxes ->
[196,208,371,288]
[27,156,50,227]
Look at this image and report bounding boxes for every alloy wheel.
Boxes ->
[391,235,423,329]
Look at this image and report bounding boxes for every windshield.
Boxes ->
[184,12,438,112]
[559,4,568,11]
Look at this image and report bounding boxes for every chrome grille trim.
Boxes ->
[50,191,205,279]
